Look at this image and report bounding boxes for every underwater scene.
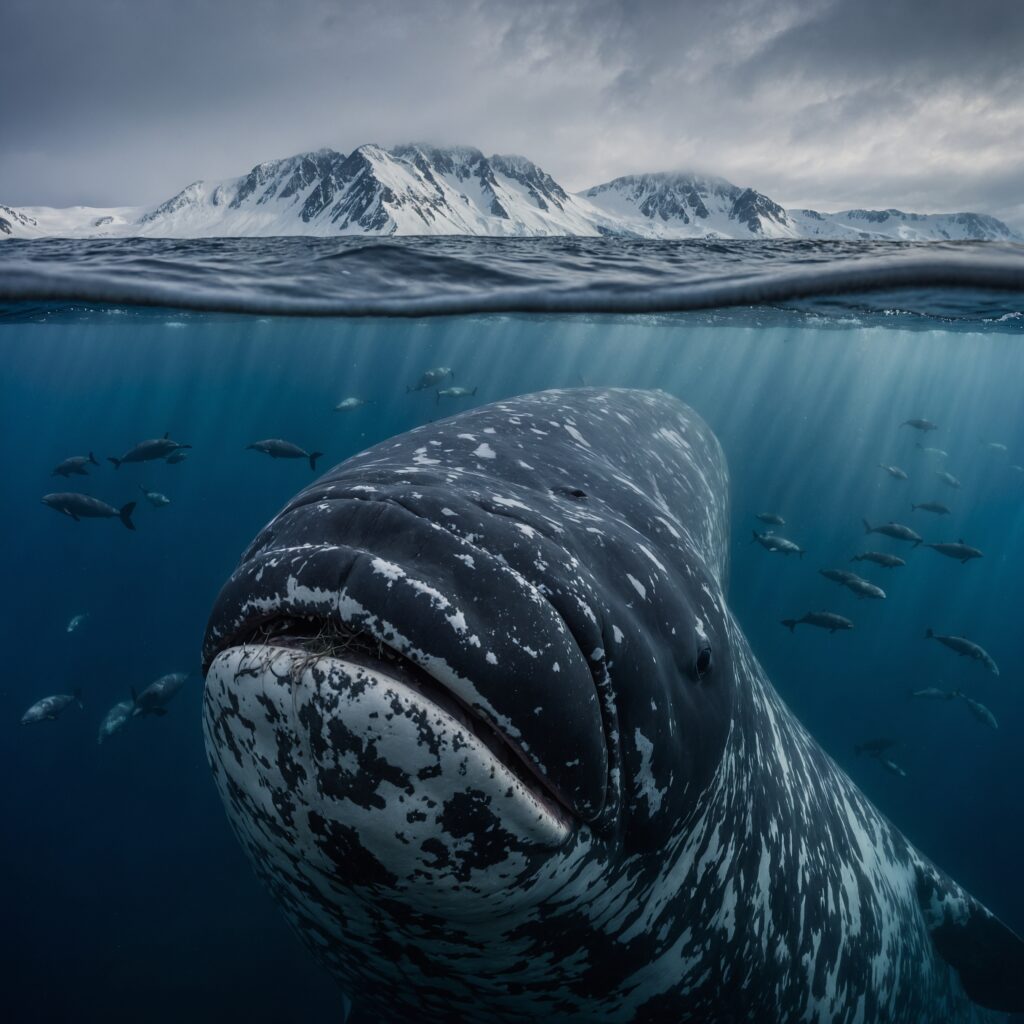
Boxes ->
[2,239,1023,1023]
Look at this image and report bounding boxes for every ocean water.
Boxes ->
[1,239,1023,1023]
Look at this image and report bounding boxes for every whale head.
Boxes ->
[202,389,741,1019]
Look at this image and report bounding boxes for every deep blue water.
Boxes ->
[1,239,1023,1022]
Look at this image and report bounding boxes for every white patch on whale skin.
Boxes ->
[634,728,667,816]
[654,426,691,453]
[754,840,774,953]
[492,495,532,512]
[405,576,451,611]
[234,565,341,627]
[612,473,649,500]
[626,574,647,600]
[637,543,668,574]
[564,424,590,448]
[719,880,738,942]
[472,443,496,460]
[839,864,862,938]
[445,609,469,635]
[412,447,441,466]
[371,557,404,585]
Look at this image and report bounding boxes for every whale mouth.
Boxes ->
[230,614,580,827]
[202,502,611,822]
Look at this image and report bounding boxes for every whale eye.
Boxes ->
[694,644,713,680]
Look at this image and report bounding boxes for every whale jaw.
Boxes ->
[204,644,571,910]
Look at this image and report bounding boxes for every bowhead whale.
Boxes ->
[201,389,1023,1023]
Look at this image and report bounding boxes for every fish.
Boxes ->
[901,418,938,432]
[936,470,962,489]
[915,444,949,459]
[52,453,99,477]
[819,568,857,585]
[910,688,958,700]
[201,389,1024,1023]
[246,439,323,471]
[138,485,171,508]
[925,628,999,676]
[755,512,785,526]
[862,519,922,545]
[879,464,909,480]
[21,689,83,725]
[854,740,907,776]
[109,433,191,468]
[877,757,908,778]
[911,501,951,516]
[855,737,899,756]
[97,700,134,743]
[926,540,983,564]
[819,569,885,599]
[751,530,804,557]
[780,611,854,633]
[165,451,188,465]
[407,367,454,392]
[66,613,88,633]
[955,692,999,729]
[42,493,136,530]
[132,672,189,717]
[436,386,478,403]
[845,577,886,600]
[334,397,372,412]
[981,442,1008,454]
[850,551,906,568]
